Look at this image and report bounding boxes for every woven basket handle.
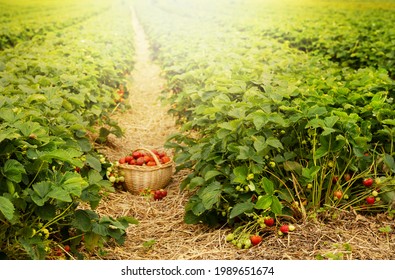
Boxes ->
[133,147,162,166]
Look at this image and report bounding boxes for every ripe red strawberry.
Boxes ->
[153,189,167,200]
[143,155,151,163]
[366,196,375,205]
[363,178,374,187]
[250,235,262,246]
[132,151,142,159]
[334,190,343,200]
[264,217,275,227]
[161,156,171,163]
[64,245,71,252]
[125,155,133,163]
[279,224,289,234]
[119,157,126,164]
[159,189,167,198]
[136,157,145,166]
[146,161,156,166]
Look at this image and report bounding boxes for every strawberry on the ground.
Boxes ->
[153,189,168,200]
[280,224,289,234]
[250,235,263,246]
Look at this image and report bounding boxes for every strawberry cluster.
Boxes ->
[119,149,171,166]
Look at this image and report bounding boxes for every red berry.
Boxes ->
[264,217,275,227]
[158,151,166,158]
[64,245,71,252]
[159,189,167,198]
[366,196,375,205]
[142,155,150,163]
[363,178,374,187]
[250,235,262,246]
[344,173,351,182]
[146,161,157,166]
[132,151,142,159]
[161,156,171,163]
[280,224,289,234]
[334,190,343,200]
[119,157,126,164]
[153,189,167,200]
[136,157,145,166]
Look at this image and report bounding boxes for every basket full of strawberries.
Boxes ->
[117,147,174,194]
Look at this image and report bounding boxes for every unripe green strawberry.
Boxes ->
[243,239,252,249]
[225,233,235,242]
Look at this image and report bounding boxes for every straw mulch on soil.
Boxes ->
[90,172,395,260]
[90,11,395,260]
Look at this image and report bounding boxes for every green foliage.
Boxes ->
[134,0,395,229]
[0,0,136,259]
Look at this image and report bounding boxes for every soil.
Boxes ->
[92,11,395,260]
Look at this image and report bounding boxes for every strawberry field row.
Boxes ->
[133,0,395,234]
[0,0,110,51]
[0,0,136,259]
[231,0,395,78]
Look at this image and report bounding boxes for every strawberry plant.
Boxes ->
[0,0,137,259]
[133,0,395,234]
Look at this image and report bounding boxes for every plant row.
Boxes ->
[133,0,395,234]
[0,0,111,51]
[221,0,395,78]
[0,0,136,259]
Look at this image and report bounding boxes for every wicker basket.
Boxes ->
[118,147,174,194]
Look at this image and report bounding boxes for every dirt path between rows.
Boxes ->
[94,9,236,260]
[92,9,395,260]
[100,10,176,159]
